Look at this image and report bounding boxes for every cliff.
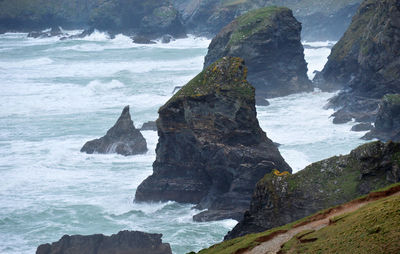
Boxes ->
[204,7,312,102]
[225,141,400,239]
[314,0,400,124]
[135,57,291,221]
[364,94,400,142]
[0,0,185,38]
[36,230,172,254]
[172,0,362,41]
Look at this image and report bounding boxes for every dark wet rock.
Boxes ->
[36,230,172,254]
[60,28,96,40]
[172,0,361,41]
[81,106,147,156]
[255,96,270,107]
[139,5,186,39]
[314,0,400,124]
[28,26,63,38]
[226,141,400,240]
[204,7,312,102]
[135,57,291,221]
[140,121,157,131]
[364,94,400,141]
[351,123,373,132]
[161,34,174,44]
[132,35,157,44]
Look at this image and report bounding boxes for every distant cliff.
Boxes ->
[135,57,290,221]
[204,7,312,102]
[226,141,400,240]
[0,0,185,38]
[314,0,400,124]
[172,0,362,40]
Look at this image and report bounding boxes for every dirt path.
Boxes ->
[245,190,400,254]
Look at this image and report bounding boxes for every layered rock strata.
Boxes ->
[135,57,291,221]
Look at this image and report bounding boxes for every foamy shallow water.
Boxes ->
[0,33,366,253]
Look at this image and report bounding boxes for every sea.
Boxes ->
[0,31,367,254]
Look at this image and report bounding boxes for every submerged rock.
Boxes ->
[81,106,147,156]
[132,35,157,44]
[351,122,373,132]
[204,7,312,102]
[314,0,400,123]
[36,230,172,254]
[135,57,291,221]
[364,94,400,141]
[28,26,63,38]
[140,121,157,131]
[226,141,400,240]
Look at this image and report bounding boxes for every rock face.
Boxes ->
[364,94,400,141]
[135,57,291,221]
[226,141,400,240]
[314,0,400,123]
[172,0,362,41]
[36,230,172,254]
[0,0,185,39]
[81,106,147,156]
[204,7,312,102]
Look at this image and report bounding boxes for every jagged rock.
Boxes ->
[132,35,157,44]
[60,28,96,40]
[140,121,157,131]
[36,230,172,254]
[351,122,373,132]
[364,94,400,141]
[135,57,291,221]
[81,106,147,156]
[139,5,186,39]
[204,7,312,101]
[314,0,400,124]
[161,34,174,43]
[225,141,400,240]
[28,26,63,38]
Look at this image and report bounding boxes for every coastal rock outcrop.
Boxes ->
[204,7,312,102]
[81,106,147,156]
[364,94,400,141]
[135,57,291,221]
[36,230,172,254]
[226,141,400,240]
[314,0,400,123]
[140,121,157,131]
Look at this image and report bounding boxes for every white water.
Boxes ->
[0,33,366,254]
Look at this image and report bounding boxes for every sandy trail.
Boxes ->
[245,190,400,254]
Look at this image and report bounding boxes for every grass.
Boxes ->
[280,193,400,253]
[227,6,288,46]
[192,183,400,254]
[384,94,400,105]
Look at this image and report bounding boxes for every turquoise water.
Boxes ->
[0,32,367,254]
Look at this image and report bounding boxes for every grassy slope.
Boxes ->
[193,183,400,254]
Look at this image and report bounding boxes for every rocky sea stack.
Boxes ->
[36,230,172,254]
[204,7,312,103]
[135,57,291,221]
[226,141,400,240]
[314,0,400,123]
[364,94,400,141]
[81,106,147,156]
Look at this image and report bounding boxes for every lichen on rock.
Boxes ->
[135,56,290,221]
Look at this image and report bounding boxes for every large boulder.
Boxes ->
[36,230,172,254]
[225,141,400,240]
[135,57,291,221]
[81,106,147,156]
[364,94,400,141]
[314,0,400,123]
[204,7,312,102]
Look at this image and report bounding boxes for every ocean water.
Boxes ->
[0,32,367,254]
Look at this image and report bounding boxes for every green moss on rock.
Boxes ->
[228,6,289,46]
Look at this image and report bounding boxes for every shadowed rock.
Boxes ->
[135,57,291,221]
[226,141,400,240]
[204,7,312,103]
[36,230,172,254]
[81,106,147,156]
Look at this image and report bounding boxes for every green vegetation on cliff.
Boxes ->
[166,57,254,107]
[228,6,289,46]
